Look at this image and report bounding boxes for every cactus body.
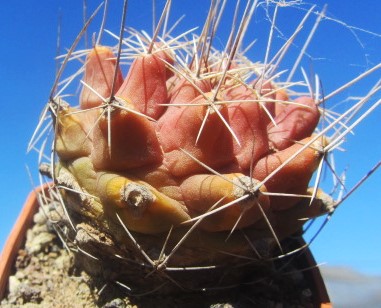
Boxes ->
[31,0,381,301]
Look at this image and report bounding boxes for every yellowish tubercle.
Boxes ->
[63,157,190,234]
[55,108,94,160]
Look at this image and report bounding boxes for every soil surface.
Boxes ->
[1,202,321,307]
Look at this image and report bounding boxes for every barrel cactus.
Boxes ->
[29,0,380,304]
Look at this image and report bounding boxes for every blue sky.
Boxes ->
[1,0,380,276]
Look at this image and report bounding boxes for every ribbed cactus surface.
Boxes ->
[30,0,380,299]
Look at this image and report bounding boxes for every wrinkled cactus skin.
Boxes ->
[56,44,326,232]
[47,4,336,295]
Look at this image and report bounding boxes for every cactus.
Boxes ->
[29,0,380,304]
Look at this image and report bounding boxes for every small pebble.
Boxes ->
[8,276,21,295]
[103,298,126,308]
[15,270,26,280]
[17,283,41,303]
[54,254,70,270]
[33,212,47,225]
[26,232,56,254]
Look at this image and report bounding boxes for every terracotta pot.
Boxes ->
[0,186,331,307]
[0,185,50,300]
[284,237,332,308]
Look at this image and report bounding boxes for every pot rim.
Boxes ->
[0,184,50,300]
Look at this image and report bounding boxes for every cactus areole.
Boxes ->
[38,1,337,299]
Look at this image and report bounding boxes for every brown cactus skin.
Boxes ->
[251,188,334,239]
[253,136,323,210]
[180,173,270,231]
[158,99,235,177]
[56,108,93,160]
[116,52,169,119]
[80,46,123,109]
[267,96,320,151]
[168,77,212,104]
[54,41,326,235]
[222,84,270,171]
[90,105,163,171]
